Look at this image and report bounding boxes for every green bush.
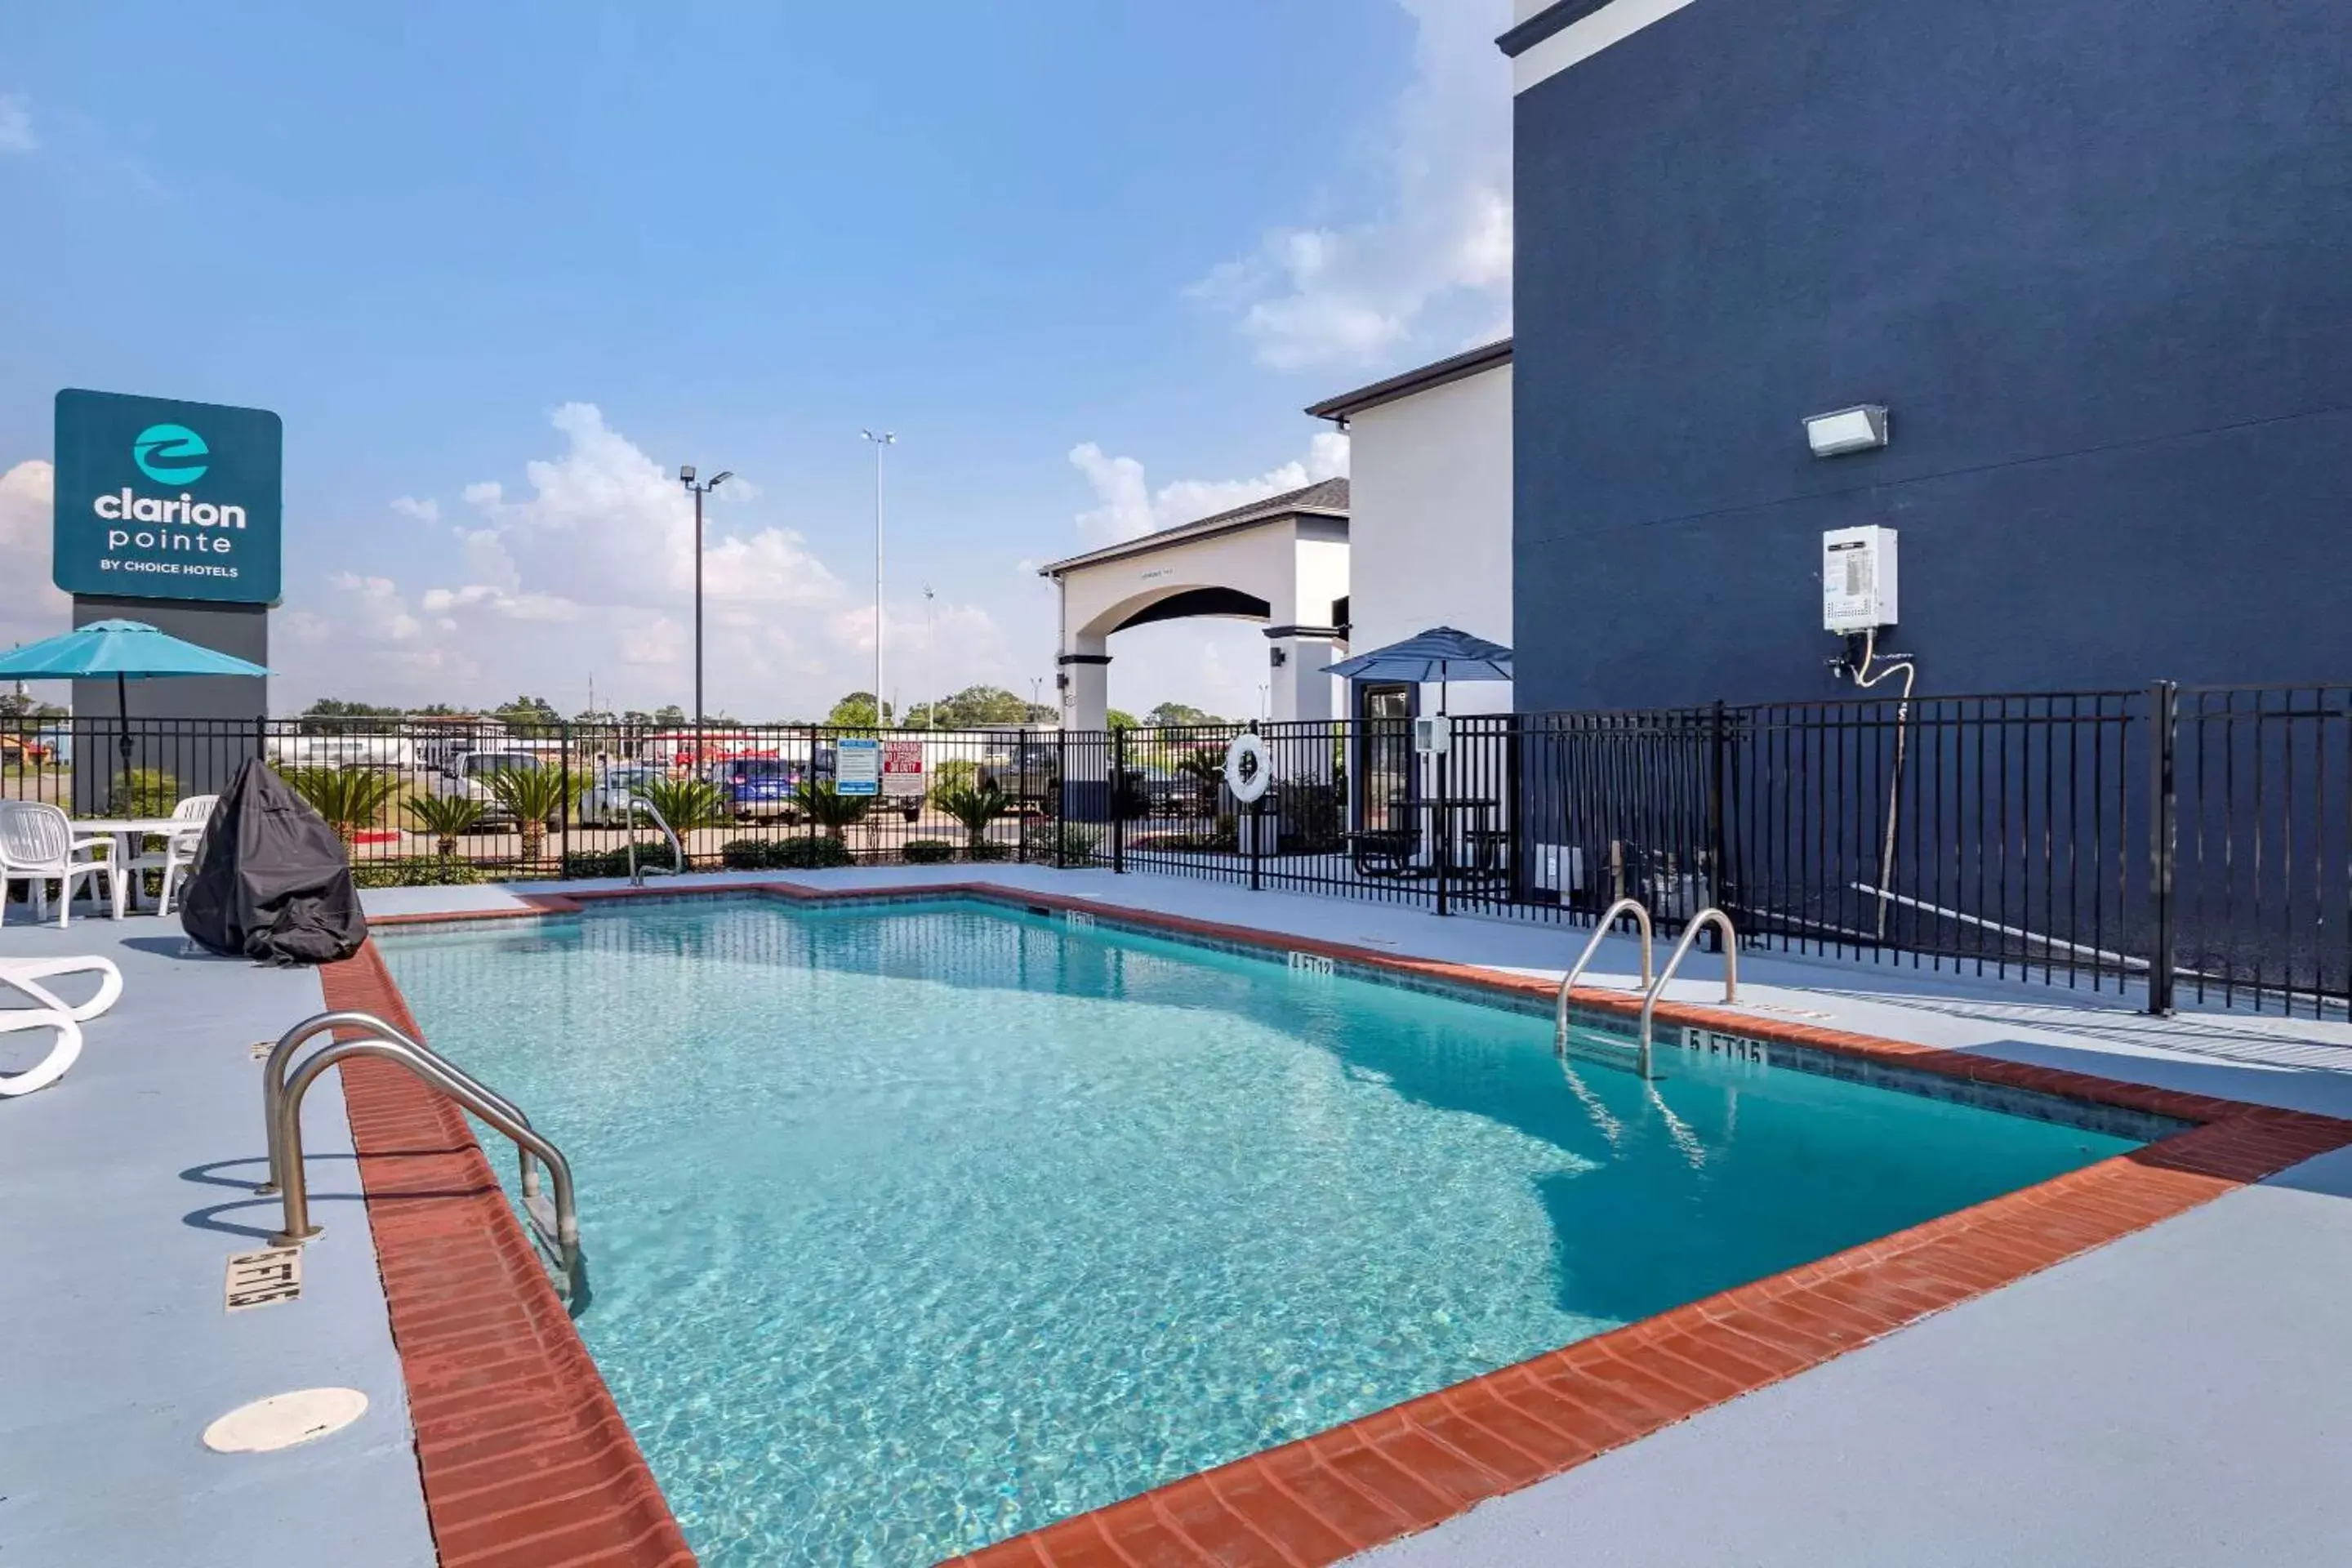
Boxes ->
[769,835,854,869]
[719,835,856,871]
[354,856,483,889]
[1026,821,1103,865]
[1278,781,1348,854]
[968,840,1011,862]
[108,766,182,818]
[719,838,773,871]
[559,848,638,880]
[902,839,956,864]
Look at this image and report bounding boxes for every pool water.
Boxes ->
[381,899,2139,1566]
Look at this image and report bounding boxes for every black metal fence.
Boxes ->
[7,684,2350,1014]
[0,719,1102,884]
[1092,686,2352,1017]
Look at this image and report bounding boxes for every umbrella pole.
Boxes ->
[117,670,133,814]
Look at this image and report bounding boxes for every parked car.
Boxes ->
[978,741,1062,813]
[578,764,665,826]
[706,756,808,822]
[430,749,546,826]
[1112,762,1185,818]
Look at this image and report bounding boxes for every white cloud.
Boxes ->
[278,403,1017,719]
[390,495,440,524]
[0,460,69,653]
[1192,0,1512,370]
[0,95,34,155]
[1069,431,1350,545]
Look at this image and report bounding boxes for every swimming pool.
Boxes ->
[381,897,2147,1566]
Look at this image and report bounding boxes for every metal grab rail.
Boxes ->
[625,794,685,887]
[256,1011,537,1203]
[1555,897,1655,1056]
[1636,907,1739,1079]
[256,1010,585,1303]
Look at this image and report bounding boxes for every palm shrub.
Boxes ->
[793,778,870,841]
[288,765,401,844]
[1174,747,1228,816]
[633,775,730,832]
[404,792,485,858]
[486,765,579,862]
[933,780,1011,855]
[929,758,980,800]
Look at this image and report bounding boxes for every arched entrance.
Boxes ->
[1039,479,1350,733]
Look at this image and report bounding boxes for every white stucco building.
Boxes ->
[1307,339,1514,719]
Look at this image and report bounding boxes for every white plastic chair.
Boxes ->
[0,1009,80,1097]
[125,795,216,915]
[1,955,125,1021]
[0,802,122,929]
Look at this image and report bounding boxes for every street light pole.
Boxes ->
[677,465,733,765]
[861,430,895,725]
[921,583,935,728]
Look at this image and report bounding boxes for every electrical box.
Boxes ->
[1822,526,1898,632]
[1413,715,1452,755]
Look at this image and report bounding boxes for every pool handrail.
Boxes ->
[1555,897,1655,1056]
[256,1010,585,1303]
[1636,907,1740,1079]
[625,793,685,887]
[256,1010,538,1203]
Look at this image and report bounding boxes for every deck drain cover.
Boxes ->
[203,1388,368,1454]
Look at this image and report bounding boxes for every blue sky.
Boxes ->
[0,0,1511,720]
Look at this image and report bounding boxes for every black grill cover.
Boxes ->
[180,760,368,964]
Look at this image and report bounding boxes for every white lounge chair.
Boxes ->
[0,801,122,929]
[123,795,216,915]
[0,1010,80,1097]
[0,955,125,1022]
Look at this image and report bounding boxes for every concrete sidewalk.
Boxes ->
[0,915,434,1568]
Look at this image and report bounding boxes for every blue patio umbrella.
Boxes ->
[1325,626,1512,715]
[0,619,270,808]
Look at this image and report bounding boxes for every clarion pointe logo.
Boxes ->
[131,423,211,484]
[52,389,283,606]
[96,421,244,532]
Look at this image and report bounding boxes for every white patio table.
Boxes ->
[72,817,187,914]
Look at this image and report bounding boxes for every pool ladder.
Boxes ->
[1557,898,1740,1079]
[255,1010,588,1310]
[625,795,686,887]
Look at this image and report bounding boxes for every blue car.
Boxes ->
[706,757,806,821]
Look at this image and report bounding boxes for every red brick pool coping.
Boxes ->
[349,879,2352,1568]
[323,942,696,1568]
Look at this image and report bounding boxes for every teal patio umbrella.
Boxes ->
[1325,626,1512,715]
[0,619,271,810]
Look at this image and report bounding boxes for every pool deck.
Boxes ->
[0,917,436,1568]
[10,865,2352,1566]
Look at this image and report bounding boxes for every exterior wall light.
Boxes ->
[1804,404,1890,457]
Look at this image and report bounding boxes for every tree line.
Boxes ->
[295,686,1231,733]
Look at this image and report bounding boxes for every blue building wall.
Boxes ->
[1511,0,2352,712]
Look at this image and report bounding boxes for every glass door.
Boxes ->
[1356,682,1413,831]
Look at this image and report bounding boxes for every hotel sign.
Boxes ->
[52,389,283,604]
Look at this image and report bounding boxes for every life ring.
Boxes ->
[1223,733,1272,803]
